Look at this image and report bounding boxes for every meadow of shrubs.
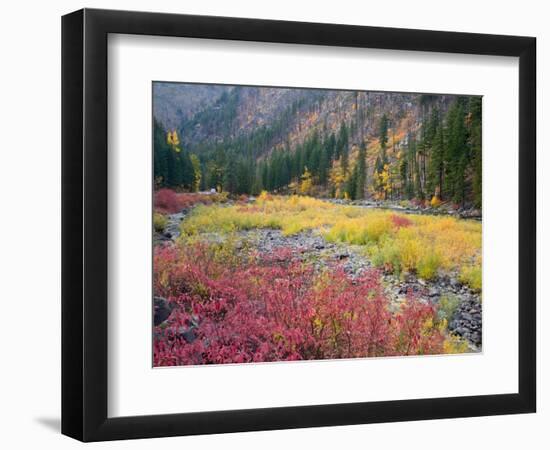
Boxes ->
[178,192,482,289]
[153,190,477,366]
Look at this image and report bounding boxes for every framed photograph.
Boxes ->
[62,8,536,442]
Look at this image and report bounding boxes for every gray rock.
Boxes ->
[177,326,197,343]
[154,296,174,326]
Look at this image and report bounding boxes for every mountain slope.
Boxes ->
[153,82,481,207]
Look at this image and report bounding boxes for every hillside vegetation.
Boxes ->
[154,84,482,209]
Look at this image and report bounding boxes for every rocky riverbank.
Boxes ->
[327,198,482,220]
[154,210,188,245]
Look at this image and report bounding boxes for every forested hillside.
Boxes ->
[153,83,482,208]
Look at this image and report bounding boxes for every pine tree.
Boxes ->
[223,155,238,194]
[379,114,389,152]
[415,139,425,200]
[399,151,409,198]
[326,132,336,161]
[444,100,468,203]
[260,162,269,191]
[337,121,349,174]
[180,150,195,190]
[318,145,329,186]
[345,164,358,200]
[470,97,482,208]
[406,132,417,199]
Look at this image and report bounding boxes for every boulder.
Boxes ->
[177,326,197,343]
[154,296,174,326]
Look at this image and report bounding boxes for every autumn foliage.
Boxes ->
[181,195,481,287]
[390,214,413,229]
[154,188,181,214]
[154,188,227,214]
[153,242,446,366]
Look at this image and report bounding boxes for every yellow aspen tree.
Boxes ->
[300,167,313,195]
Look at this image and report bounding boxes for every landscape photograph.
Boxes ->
[152,82,482,367]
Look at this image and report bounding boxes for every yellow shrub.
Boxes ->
[375,239,402,274]
[430,196,442,208]
[459,265,482,291]
[153,212,168,232]
[417,250,442,280]
[211,191,229,203]
[364,216,391,243]
[443,334,470,354]
[257,190,272,203]
[396,229,422,271]
[438,295,461,322]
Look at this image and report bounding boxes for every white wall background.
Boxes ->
[0,0,546,448]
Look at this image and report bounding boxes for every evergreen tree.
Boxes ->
[236,158,253,194]
[405,132,417,199]
[206,147,226,191]
[326,132,336,161]
[399,151,409,198]
[415,139,426,200]
[379,114,389,152]
[444,100,468,203]
[223,154,238,193]
[166,148,182,187]
[337,121,349,174]
[318,145,329,186]
[260,162,269,192]
[180,150,195,190]
[470,97,482,208]
[345,164,358,200]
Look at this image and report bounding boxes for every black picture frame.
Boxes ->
[62,8,536,442]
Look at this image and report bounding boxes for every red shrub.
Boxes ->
[154,190,219,214]
[392,294,445,355]
[176,193,214,209]
[153,243,445,366]
[154,188,181,213]
[390,214,413,229]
